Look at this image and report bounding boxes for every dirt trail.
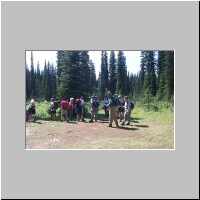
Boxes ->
[26,118,173,149]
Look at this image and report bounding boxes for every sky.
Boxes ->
[26,51,142,77]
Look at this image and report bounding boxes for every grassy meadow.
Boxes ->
[26,100,174,149]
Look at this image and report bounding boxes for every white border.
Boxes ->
[25,49,176,151]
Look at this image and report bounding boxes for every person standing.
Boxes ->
[26,98,36,122]
[75,98,82,122]
[103,95,110,118]
[68,98,75,121]
[118,95,125,122]
[49,97,57,120]
[121,96,132,125]
[107,92,119,128]
[60,97,69,122]
[89,96,99,122]
[80,96,85,122]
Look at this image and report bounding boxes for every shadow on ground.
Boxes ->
[134,124,149,128]
[111,126,139,131]
[32,121,43,124]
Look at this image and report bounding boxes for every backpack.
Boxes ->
[130,101,135,110]
[110,96,120,107]
[49,102,56,113]
[92,98,99,108]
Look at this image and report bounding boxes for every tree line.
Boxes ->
[26,52,57,100]
[98,50,174,103]
[26,50,174,103]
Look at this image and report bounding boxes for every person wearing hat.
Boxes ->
[107,92,119,128]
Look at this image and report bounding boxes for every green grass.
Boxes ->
[29,101,174,124]
[34,101,53,120]
[133,104,174,125]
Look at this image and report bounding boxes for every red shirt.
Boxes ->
[60,100,69,110]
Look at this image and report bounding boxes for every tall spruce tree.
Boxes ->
[79,51,90,97]
[89,60,97,95]
[100,51,109,98]
[57,51,92,98]
[117,51,127,95]
[142,51,157,99]
[35,61,41,98]
[30,51,36,97]
[168,51,174,101]
[157,51,167,100]
[157,51,174,101]
[109,51,117,94]
[26,64,31,100]
[138,53,146,98]
[43,60,49,100]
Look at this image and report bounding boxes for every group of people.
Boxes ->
[48,96,85,122]
[103,92,134,127]
[26,91,135,128]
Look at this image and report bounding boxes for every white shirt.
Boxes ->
[124,101,131,111]
[80,99,84,106]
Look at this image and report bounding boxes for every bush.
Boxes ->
[35,101,50,120]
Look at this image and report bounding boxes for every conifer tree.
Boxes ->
[117,51,127,95]
[109,51,117,94]
[100,51,109,98]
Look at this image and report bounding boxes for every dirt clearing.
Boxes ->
[26,118,174,149]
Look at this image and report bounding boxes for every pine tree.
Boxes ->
[79,51,90,97]
[51,64,57,98]
[89,60,97,95]
[138,53,146,98]
[142,51,157,99]
[43,60,49,100]
[157,51,167,100]
[100,51,109,98]
[57,51,92,98]
[34,61,41,98]
[117,51,127,95]
[26,64,31,100]
[97,72,101,96]
[157,50,174,101]
[109,51,117,94]
[168,51,174,101]
[57,50,65,93]
[30,51,36,97]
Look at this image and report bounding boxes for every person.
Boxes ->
[26,98,36,122]
[60,97,69,122]
[49,97,57,120]
[75,98,83,122]
[118,95,125,122]
[121,96,133,125]
[89,95,99,122]
[80,96,85,122]
[107,92,120,128]
[103,95,110,118]
[68,98,75,121]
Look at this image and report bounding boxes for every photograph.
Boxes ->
[25,50,174,150]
